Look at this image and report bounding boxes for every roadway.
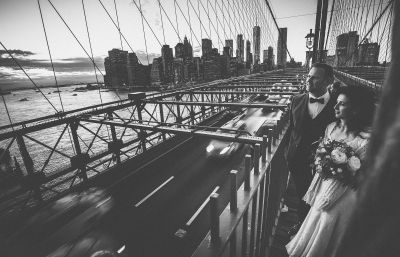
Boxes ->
[100,107,283,257]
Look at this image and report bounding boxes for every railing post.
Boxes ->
[189,93,196,125]
[16,135,42,202]
[136,103,147,151]
[244,154,251,191]
[159,103,166,141]
[70,121,88,181]
[254,144,260,174]
[262,136,267,162]
[210,193,220,247]
[230,170,238,212]
[107,112,121,164]
[175,94,182,124]
[267,128,273,153]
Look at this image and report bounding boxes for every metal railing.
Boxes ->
[192,106,290,257]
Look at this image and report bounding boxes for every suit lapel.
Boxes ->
[293,94,309,129]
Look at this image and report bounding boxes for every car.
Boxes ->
[206,118,248,159]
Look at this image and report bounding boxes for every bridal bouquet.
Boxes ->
[311,139,361,188]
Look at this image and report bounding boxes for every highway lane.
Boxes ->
[99,108,282,257]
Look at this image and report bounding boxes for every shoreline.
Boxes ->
[0,82,105,92]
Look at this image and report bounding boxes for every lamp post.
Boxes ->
[305,29,315,69]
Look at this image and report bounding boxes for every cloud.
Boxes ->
[135,50,160,65]
[0,49,35,59]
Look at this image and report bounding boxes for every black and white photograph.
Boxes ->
[0,0,399,256]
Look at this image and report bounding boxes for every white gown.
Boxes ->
[286,122,369,257]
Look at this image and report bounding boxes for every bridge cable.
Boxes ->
[157,1,182,43]
[325,0,336,51]
[97,0,141,63]
[113,0,123,50]
[157,0,166,45]
[46,0,131,113]
[174,2,202,47]
[0,41,59,113]
[174,0,181,43]
[37,0,65,113]
[264,0,293,60]
[197,0,202,40]
[81,0,112,143]
[138,0,150,64]
[39,0,77,154]
[131,0,163,47]
[81,0,104,105]
[1,94,15,132]
[186,0,194,47]
[196,0,224,46]
[206,0,212,46]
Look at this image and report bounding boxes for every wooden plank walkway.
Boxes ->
[270,175,299,257]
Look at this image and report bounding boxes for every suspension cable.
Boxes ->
[1,94,15,132]
[132,0,163,47]
[186,0,194,46]
[138,0,150,64]
[81,0,103,105]
[325,0,336,50]
[158,0,166,45]
[157,0,182,43]
[0,41,59,113]
[173,0,181,43]
[113,0,123,50]
[37,0,65,112]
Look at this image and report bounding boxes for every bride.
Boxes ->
[286,85,375,257]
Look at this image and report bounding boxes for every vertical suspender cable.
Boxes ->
[158,0,166,45]
[113,0,123,50]
[174,0,181,42]
[197,0,203,40]
[139,0,150,64]
[37,0,65,113]
[187,0,194,46]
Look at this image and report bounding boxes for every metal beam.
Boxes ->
[82,118,264,144]
[143,100,288,109]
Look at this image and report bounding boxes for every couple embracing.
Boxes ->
[285,63,375,257]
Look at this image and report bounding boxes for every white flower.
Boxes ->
[348,156,361,175]
[337,168,343,173]
[314,157,322,165]
[316,147,327,154]
[331,148,348,164]
[315,164,322,173]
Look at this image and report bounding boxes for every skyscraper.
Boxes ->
[277,27,287,68]
[335,31,359,66]
[202,39,212,57]
[253,26,261,65]
[104,48,128,88]
[175,43,184,59]
[236,34,244,63]
[183,36,193,59]
[246,40,252,67]
[161,45,174,83]
[225,39,233,57]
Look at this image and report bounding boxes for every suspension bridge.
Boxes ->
[0,0,396,256]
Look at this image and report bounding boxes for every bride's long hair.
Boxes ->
[334,85,376,135]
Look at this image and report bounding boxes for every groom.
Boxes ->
[285,63,336,236]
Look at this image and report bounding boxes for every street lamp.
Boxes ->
[305,29,315,69]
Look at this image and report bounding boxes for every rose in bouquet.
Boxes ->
[311,138,361,188]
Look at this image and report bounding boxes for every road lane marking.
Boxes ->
[134,176,175,207]
[185,186,220,226]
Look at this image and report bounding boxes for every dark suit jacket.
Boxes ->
[285,92,336,171]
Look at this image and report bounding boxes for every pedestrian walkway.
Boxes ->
[270,175,299,257]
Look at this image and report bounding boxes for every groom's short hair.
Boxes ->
[311,63,334,82]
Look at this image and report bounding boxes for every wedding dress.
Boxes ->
[286,122,369,257]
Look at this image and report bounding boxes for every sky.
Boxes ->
[0,0,317,89]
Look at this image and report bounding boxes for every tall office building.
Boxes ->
[277,27,287,68]
[246,40,252,67]
[335,31,359,66]
[253,26,261,65]
[175,43,185,59]
[104,48,128,88]
[202,38,212,57]
[236,34,244,63]
[161,45,174,83]
[183,36,193,59]
[225,39,234,57]
[263,49,268,63]
[357,40,379,65]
